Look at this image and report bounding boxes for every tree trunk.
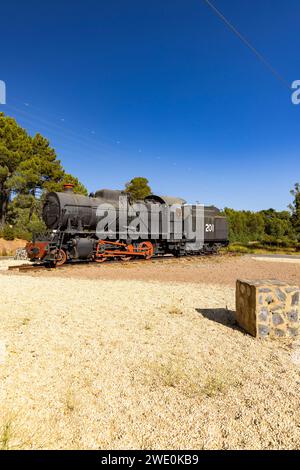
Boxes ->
[0,184,9,226]
[28,189,36,222]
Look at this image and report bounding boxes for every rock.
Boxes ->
[288,328,299,337]
[292,292,300,306]
[286,287,298,293]
[288,311,298,323]
[236,279,300,339]
[272,313,284,326]
[274,329,286,337]
[275,288,287,303]
[259,308,268,322]
[14,247,28,261]
[258,325,269,337]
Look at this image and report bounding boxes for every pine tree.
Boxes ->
[0,113,32,224]
[44,173,88,195]
[0,112,87,236]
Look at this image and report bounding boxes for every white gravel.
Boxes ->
[1,274,300,450]
[251,256,300,264]
[0,260,30,271]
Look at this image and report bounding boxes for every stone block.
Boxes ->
[236,279,300,338]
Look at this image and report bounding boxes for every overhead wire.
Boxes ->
[202,0,291,90]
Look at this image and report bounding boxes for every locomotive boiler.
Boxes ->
[26,184,228,266]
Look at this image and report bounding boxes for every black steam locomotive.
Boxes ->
[26,184,228,266]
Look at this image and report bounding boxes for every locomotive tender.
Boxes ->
[26,184,228,266]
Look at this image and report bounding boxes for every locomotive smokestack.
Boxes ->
[63,183,74,193]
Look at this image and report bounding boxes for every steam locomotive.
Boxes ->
[26,184,228,266]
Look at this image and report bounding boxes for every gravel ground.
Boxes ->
[1,273,300,450]
[0,260,30,271]
[251,256,300,264]
[8,254,300,287]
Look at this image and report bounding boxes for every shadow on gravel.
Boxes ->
[196,308,242,331]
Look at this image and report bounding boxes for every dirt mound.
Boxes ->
[0,238,27,256]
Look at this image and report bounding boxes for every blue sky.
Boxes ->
[1,0,300,211]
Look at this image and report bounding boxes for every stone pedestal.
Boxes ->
[236,279,300,338]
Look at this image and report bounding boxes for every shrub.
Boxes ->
[2,225,15,241]
[13,227,32,241]
[227,243,250,254]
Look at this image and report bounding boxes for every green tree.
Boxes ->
[2,224,15,241]
[260,209,295,240]
[0,112,87,236]
[7,133,64,195]
[289,183,300,239]
[45,173,88,195]
[6,133,66,223]
[0,113,32,224]
[223,208,265,243]
[223,207,295,244]
[125,177,151,201]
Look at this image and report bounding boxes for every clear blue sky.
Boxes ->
[1,0,300,211]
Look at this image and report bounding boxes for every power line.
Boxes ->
[4,102,146,160]
[9,98,124,149]
[4,106,118,159]
[5,103,123,154]
[202,0,291,90]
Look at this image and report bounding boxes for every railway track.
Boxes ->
[8,256,176,272]
[8,263,52,272]
[8,253,221,272]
